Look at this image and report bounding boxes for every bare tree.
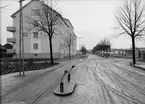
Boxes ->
[63,32,74,60]
[26,1,63,65]
[115,0,145,65]
[100,38,111,52]
[80,45,88,55]
[96,38,111,57]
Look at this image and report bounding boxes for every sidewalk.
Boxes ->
[0,59,77,97]
[106,57,145,72]
[134,64,145,70]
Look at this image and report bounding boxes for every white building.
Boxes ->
[7,0,77,59]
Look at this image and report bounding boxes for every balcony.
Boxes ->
[7,49,16,54]
[7,26,16,32]
[7,38,16,43]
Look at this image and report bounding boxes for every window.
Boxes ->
[33,43,38,50]
[34,54,38,56]
[33,32,38,38]
[31,9,40,16]
[32,20,39,27]
[23,32,28,37]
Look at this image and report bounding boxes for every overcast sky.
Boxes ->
[0,0,145,50]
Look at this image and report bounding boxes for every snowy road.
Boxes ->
[1,59,81,104]
[1,55,145,104]
[37,55,145,104]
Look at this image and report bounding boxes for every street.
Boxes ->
[1,55,145,104]
[1,0,145,103]
[1,59,82,104]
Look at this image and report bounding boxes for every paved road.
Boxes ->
[2,55,145,104]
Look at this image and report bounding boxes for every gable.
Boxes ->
[11,0,69,28]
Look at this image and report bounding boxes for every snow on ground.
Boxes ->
[1,55,145,104]
[0,59,78,96]
[1,59,81,104]
[37,55,145,104]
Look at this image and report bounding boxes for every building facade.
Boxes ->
[7,0,77,59]
[136,48,145,61]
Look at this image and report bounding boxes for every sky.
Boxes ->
[0,0,145,50]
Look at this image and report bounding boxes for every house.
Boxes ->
[7,0,77,59]
[0,43,14,58]
[0,44,6,58]
[136,47,145,61]
[4,43,14,57]
[110,48,145,61]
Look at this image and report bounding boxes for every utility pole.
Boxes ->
[19,0,25,76]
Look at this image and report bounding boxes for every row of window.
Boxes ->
[22,32,38,38]
[33,32,38,38]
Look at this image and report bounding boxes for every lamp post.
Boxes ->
[19,0,25,76]
[68,65,75,82]
[60,70,68,93]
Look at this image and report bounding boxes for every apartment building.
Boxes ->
[7,0,77,59]
[59,18,77,58]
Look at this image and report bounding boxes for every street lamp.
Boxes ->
[19,0,25,76]
[67,65,75,82]
[60,70,68,93]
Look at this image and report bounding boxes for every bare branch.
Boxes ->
[115,0,145,39]
[135,27,145,37]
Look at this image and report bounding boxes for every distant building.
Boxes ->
[7,0,77,59]
[110,48,145,61]
[136,48,145,61]
[4,43,13,57]
[0,44,6,58]
[0,43,14,58]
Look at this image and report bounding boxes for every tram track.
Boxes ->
[31,59,89,104]
[1,58,84,99]
[91,61,145,104]
[81,59,144,104]
[1,63,67,99]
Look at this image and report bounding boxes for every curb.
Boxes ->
[134,65,145,70]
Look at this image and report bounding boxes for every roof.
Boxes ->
[73,33,77,38]
[63,18,76,38]
[136,47,145,51]
[11,0,34,18]
[0,44,6,50]
[64,18,74,29]
[4,43,13,49]
[111,48,132,51]
[11,0,69,27]
[136,47,145,49]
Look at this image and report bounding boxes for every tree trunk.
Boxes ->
[49,38,54,65]
[69,46,71,60]
[132,36,136,65]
